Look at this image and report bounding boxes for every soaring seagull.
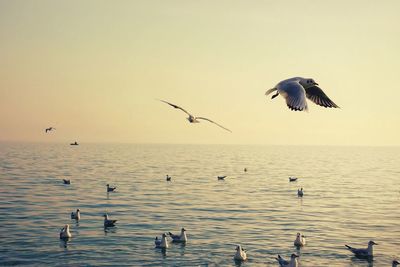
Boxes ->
[45,127,56,133]
[159,99,232,132]
[265,77,339,111]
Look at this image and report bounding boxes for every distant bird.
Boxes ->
[244,168,247,172]
[166,175,171,181]
[289,177,298,182]
[217,175,226,180]
[393,260,400,267]
[71,209,80,220]
[297,188,304,197]
[106,184,116,192]
[59,224,72,239]
[345,240,377,258]
[233,245,247,261]
[103,214,117,227]
[168,228,187,243]
[294,232,306,247]
[70,141,79,146]
[45,127,56,133]
[155,233,169,248]
[276,254,299,267]
[63,179,71,185]
[265,77,339,111]
[158,99,232,132]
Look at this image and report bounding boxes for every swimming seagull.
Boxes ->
[59,224,72,239]
[218,175,226,180]
[158,99,232,132]
[294,232,306,247]
[393,260,400,267]
[71,209,80,220]
[168,228,187,243]
[276,254,299,267]
[103,214,117,227]
[265,77,339,111]
[45,127,56,133]
[166,175,171,181]
[63,179,71,184]
[345,240,377,258]
[106,184,116,192]
[297,188,304,197]
[233,245,247,261]
[289,177,298,182]
[155,233,169,248]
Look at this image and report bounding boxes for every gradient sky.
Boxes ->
[1,0,399,145]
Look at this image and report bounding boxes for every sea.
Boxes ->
[0,143,399,266]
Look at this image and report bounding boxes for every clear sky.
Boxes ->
[1,0,399,145]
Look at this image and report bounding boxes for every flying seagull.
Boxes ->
[158,99,232,132]
[45,127,56,133]
[265,77,339,111]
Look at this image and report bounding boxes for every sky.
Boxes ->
[1,0,400,146]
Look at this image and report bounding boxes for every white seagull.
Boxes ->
[103,214,117,227]
[155,233,169,248]
[168,228,187,243]
[233,245,247,261]
[159,99,232,132]
[294,232,306,247]
[265,77,339,111]
[59,224,72,239]
[71,209,80,220]
[276,254,299,267]
[345,240,377,258]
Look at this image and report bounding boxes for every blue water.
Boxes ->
[0,143,399,266]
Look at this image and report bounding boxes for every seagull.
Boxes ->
[166,175,171,181]
[294,232,306,247]
[155,233,169,248]
[106,184,116,192]
[71,209,80,220]
[217,175,226,180]
[345,240,377,258]
[63,179,71,184]
[168,228,187,243]
[297,188,304,197]
[233,245,247,261]
[59,224,72,239]
[103,214,117,227]
[289,177,298,182]
[265,77,339,111]
[276,254,299,267]
[45,127,56,133]
[158,99,232,132]
[393,260,400,267]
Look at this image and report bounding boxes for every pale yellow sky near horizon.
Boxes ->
[1,0,400,145]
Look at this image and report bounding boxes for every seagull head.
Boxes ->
[290,253,299,259]
[236,245,241,251]
[368,240,377,246]
[300,78,318,88]
[181,228,186,232]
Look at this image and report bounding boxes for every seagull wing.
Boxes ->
[158,99,192,116]
[196,117,232,132]
[279,81,308,111]
[305,86,339,108]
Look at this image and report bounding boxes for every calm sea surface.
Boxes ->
[0,143,399,266]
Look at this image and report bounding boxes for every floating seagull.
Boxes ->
[166,175,171,181]
[159,99,232,132]
[168,228,187,243]
[218,175,226,180]
[244,168,247,172]
[103,214,117,227]
[71,209,80,220]
[233,245,247,261]
[59,224,72,239]
[276,254,299,267]
[265,77,339,111]
[289,177,298,182]
[297,188,304,197]
[70,141,79,146]
[294,232,306,247]
[106,184,116,192]
[345,240,377,258]
[63,179,71,185]
[45,127,56,133]
[155,233,169,248]
[393,260,400,267]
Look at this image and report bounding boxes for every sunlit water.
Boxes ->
[0,143,399,266]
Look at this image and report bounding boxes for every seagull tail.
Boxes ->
[345,245,352,250]
[265,88,277,96]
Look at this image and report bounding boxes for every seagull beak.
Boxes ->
[315,83,319,86]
